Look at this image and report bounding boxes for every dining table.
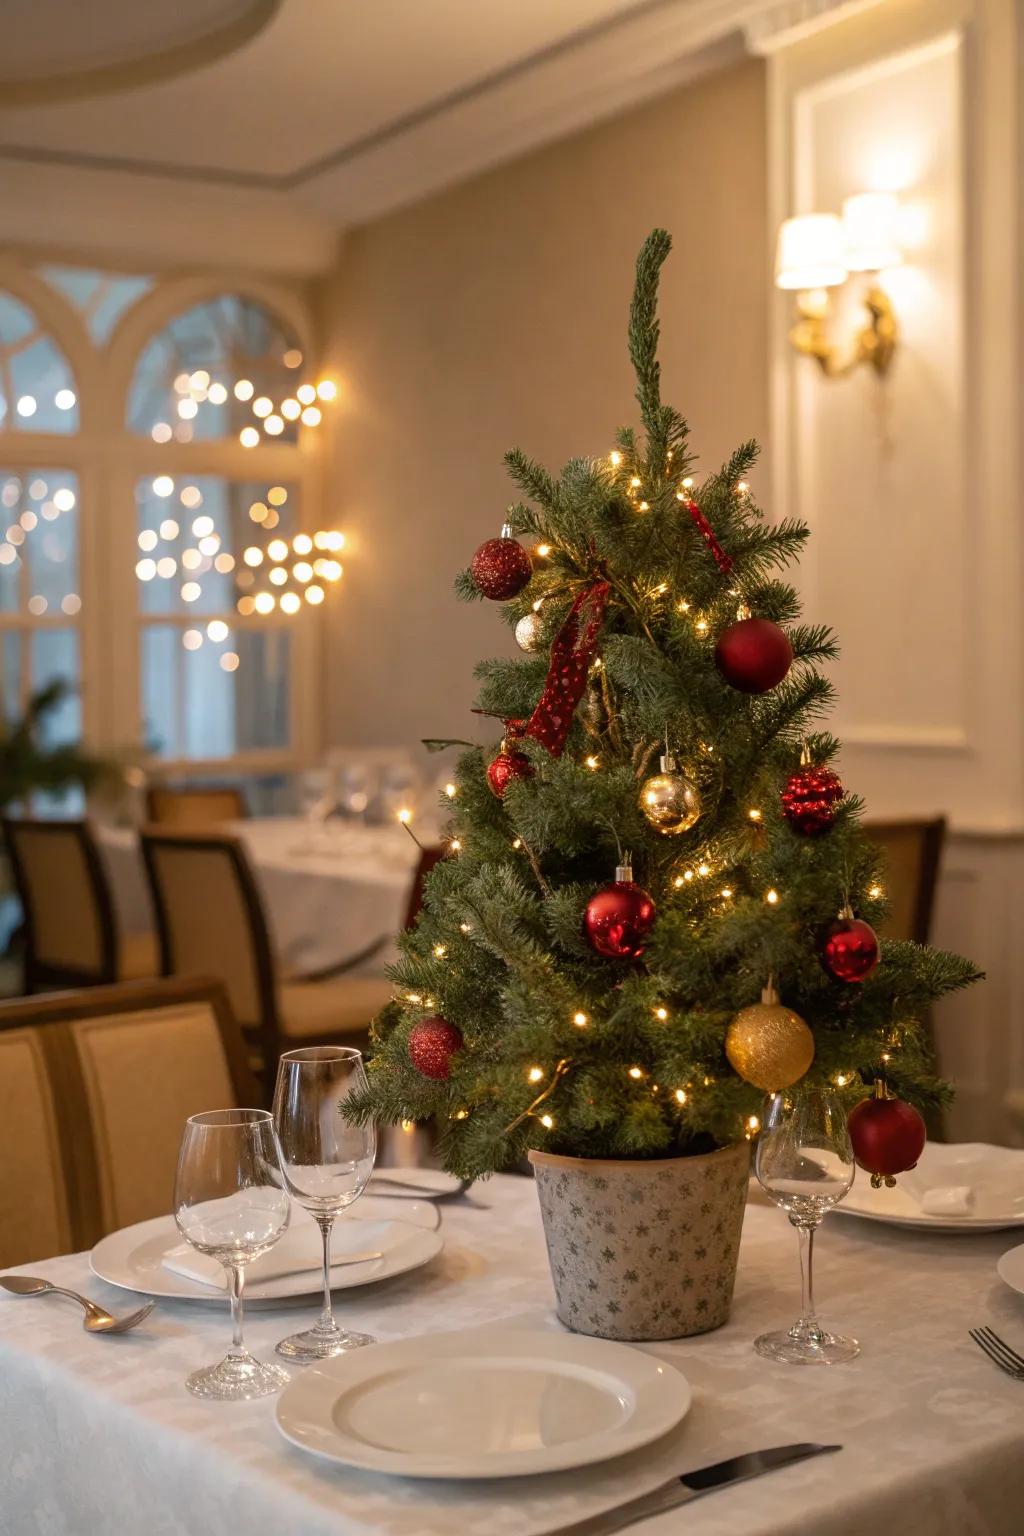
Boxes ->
[98,817,431,974]
[1,1175,1023,1536]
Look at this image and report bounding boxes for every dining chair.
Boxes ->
[863,818,946,944]
[139,830,393,1087]
[145,783,248,827]
[0,976,256,1266]
[1,816,158,993]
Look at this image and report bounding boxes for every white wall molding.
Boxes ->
[745,0,887,54]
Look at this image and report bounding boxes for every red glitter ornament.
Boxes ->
[583,861,656,959]
[848,1082,926,1187]
[471,525,533,601]
[781,754,844,835]
[487,740,533,798]
[408,1016,463,1080]
[715,616,793,694]
[821,906,880,983]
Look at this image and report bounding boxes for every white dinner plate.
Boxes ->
[275,1327,692,1479]
[833,1142,1024,1233]
[90,1206,442,1303]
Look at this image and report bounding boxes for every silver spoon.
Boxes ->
[1,1275,155,1334]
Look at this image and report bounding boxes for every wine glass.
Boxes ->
[272,1046,377,1359]
[174,1108,291,1400]
[754,1086,859,1365]
[294,767,335,852]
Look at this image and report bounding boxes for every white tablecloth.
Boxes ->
[2,1177,1023,1536]
[100,819,424,973]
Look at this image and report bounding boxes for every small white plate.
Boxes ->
[275,1327,692,1479]
[834,1142,1024,1233]
[90,1207,442,1303]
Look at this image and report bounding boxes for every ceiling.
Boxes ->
[0,0,862,273]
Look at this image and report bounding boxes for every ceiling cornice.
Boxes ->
[0,0,880,264]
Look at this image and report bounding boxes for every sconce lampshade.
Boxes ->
[775,214,847,291]
[842,192,902,272]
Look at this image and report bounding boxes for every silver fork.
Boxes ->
[969,1326,1024,1380]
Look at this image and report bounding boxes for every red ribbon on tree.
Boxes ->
[524,579,610,757]
[684,499,733,576]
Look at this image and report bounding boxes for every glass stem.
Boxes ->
[227,1263,247,1355]
[794,1218,822,1338]
[316,1214,338,1335]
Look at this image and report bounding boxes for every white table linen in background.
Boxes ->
[99,818,426,973]
[2,1177,1023,1536]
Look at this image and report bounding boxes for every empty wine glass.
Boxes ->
[294,767,335,852]
[273,1046,377,1359]
[174,1108,291,1400]
[754,1086,859,1365]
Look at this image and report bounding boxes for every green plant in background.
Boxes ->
[353,229,980,1180]
[0,680,111,811]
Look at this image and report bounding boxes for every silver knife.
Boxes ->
[544,1442,841,1536]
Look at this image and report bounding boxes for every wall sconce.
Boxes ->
[776,193,901,378]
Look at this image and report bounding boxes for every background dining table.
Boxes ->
[1,1175,1023,1536]
[98,817,429,973]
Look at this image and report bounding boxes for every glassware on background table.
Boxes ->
[174,1108,291,1400]
[294,767,336,852]
[337,761,371,822]
[272,1046,377,1360]
[377,762,421,826]
[754,1085,859,1365]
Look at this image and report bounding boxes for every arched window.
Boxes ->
[0,267,328,793]
[0,291,82,774]
[124,290,327,771]
[127,295,307,445]
[0,290,79,433]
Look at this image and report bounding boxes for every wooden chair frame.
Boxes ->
[140,830,281,1076]
[0,975,259,1254]
[144,783,249,825]
[2,816,119,992]
[864,817,946,945]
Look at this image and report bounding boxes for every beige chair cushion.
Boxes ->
[69,1001,238,1232]
[276,976,392,1039]
[118,931,159,981]
[146,842,264,1028]
[0,1030,72,1267]
[16,827,104,972]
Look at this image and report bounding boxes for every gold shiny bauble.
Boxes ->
[514,610,544,652]
[639,754,701,835]
[725,985,815,1091]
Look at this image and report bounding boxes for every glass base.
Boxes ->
[186,1350,290,1400]
[276,1324,375,1361]
[755,1321,860,1366]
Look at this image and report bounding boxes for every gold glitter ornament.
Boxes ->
[725,980,814,1091]
[514,610,544,652]
[638,752,701,834]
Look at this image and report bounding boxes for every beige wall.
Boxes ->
[317,57,768,753]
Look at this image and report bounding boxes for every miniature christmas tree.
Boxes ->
[354,229,980,1181]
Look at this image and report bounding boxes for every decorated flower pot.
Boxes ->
[529,1142,750,1341]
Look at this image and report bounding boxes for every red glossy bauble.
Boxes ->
[820,913,880,982]
[408,1016,463,1080]
[781,764,844,835]
[471,536,533,600]
[583,865,656,959]
[848,1093,926,1184]
[715,616,793,694]
[487,747,533,798]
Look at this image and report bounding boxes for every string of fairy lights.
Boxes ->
[136,362,345,666]
[387,445,895,1145]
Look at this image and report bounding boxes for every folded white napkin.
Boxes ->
[163,1220,385,1289]
[920,1185,975,1217]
